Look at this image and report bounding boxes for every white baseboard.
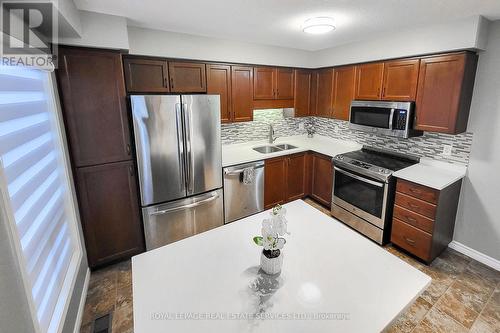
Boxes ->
[448,241,500,271]
[73,268,90,333]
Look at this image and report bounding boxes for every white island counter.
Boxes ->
[132,200,430,333]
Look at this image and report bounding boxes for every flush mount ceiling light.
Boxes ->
[302,17,336,34]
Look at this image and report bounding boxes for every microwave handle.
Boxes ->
[388,108,395,129]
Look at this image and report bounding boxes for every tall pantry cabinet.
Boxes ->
[56,46,144,268]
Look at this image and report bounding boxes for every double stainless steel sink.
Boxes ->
[253,143,298,154]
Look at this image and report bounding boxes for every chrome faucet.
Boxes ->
[268,124,277,144]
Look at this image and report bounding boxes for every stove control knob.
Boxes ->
[379,168,386,173]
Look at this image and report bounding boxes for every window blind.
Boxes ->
[0,65,80,333]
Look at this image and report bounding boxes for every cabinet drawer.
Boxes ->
[395,192,437,219]
[391,218,432,261]
[394,204,434,234]
[397,179,438,204]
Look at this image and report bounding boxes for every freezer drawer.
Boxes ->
[223,161,264,223]
[142,189,223,250]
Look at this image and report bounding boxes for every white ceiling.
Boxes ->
[74,0,500,51]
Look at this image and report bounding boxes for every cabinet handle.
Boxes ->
[277,89,279,97]
[170,77,174,89]
[129,166,134,176]
[408,203,420,210]
[126,143,131,155]
[164,77,168,88]
[404,237,416,246]
[406,216,417,223]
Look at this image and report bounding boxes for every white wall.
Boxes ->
[314,16,488,67]
[454,20,500,261]
[59,11,129,50]
[127,27,314,68]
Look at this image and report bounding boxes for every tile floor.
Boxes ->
[80,199,500,333]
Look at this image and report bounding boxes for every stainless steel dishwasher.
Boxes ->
[223,161,264,223]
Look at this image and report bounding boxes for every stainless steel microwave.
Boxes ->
[349,100,423,138]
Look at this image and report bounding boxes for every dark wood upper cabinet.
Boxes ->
[310,152,333,207]
[207,64,232,123]
[332,65,356,121]
[309,71,319,116]
[168,61,207,93]
[253,67,275,100]
[276,68,294,100]
[264,157,287,209]
[76,161,144,268]
[415,52,478,134]
[355,62,384,100]
[294,69,312,117]
[315,68,335,118]
[253,66,294,100]
[286,153,307,201]
[57,47,132,167]
[123,57,169,93]
[231,65,254,122]
[382,59,420,101]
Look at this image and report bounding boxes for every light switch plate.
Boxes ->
[442,145,453,156]
[298,123,305,130]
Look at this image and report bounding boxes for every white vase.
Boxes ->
[260,251,283,275]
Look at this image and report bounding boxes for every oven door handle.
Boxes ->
[334,167,385,188]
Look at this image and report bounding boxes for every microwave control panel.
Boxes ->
[394,110,408,130]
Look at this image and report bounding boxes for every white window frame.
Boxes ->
[0,69,83,333]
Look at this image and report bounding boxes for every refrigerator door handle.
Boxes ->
[175,103,186,192]
[150,192,220,216]
[182,102,194,193]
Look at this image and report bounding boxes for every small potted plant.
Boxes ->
[253,205,289,275]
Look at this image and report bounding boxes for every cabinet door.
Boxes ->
[355,62,384,100]
[286,153,307,201]
[293,70,311,117]
[311,153,333,207]
[168,61,207,93]
[382,59,420,101]
[309,71,319,116]
[231,66,254,122]
[332,66,356,121]
[76,161,144,268]
[253,67,275,100]
[57,47,132,167]
[264,157,286,209]
[276,68,294,100]
[415,53,477,134]
[207,64,232,123]
[123,57,169,93]
[316,68,334,118]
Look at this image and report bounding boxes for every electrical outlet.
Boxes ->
[442,145,453,156]
[298,123,305,130]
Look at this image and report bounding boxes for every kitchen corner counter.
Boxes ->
[222,135,362,167]
[393,158,467,190]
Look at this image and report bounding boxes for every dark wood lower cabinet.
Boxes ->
[264,157,287,209]
[310,152,333,207]
[76,161,144,268]
[391,179,462,263]
[264,153,307,209]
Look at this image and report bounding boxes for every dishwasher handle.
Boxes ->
[224,164,264,175]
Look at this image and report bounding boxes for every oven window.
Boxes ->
[334,169,385,218]
[351,106,391,128]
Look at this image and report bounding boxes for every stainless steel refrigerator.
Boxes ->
[130,95,223,250]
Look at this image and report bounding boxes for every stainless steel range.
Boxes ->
[331,147,419,244]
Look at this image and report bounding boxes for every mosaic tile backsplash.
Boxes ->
[221,111,473,165]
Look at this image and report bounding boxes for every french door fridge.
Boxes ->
[130,95,223,250]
